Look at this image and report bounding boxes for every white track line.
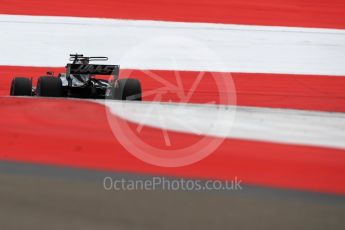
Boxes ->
[99,100,345,150]
[1,14,345,75]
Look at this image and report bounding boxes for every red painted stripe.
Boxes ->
[0,96,344,195]
[1,0,345,29]
[1,66,345,112]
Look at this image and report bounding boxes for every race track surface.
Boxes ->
[1,97,345,194]
[1,0,345,229]
[1,0,345,29]
[1,162,345,230]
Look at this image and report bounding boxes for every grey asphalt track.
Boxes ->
[0,161,344,230]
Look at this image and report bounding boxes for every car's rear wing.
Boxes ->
[69,54,108,63]
[66,64,120,79]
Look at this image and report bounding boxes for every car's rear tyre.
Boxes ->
[10,77,32,96]
[114,78,142,101]
[36,76,63,97]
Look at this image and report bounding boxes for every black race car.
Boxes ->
[9,54,142,100]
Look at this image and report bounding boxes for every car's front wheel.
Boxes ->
[36,76,63,97]
[10,77,32,96]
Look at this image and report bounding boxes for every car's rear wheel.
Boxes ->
[10,77,32,96]
[36,76,63,97]
[113,78,142,101]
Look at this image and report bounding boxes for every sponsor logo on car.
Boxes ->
[70,64,119,75]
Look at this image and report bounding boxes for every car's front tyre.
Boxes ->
[36,76,63,97]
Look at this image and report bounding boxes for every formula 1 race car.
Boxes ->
[9,54,142,100]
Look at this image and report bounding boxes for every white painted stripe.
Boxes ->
[1,14,345,75]
[100,100,345,150]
